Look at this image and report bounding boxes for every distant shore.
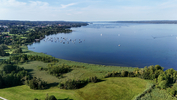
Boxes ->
[113,20,177,24]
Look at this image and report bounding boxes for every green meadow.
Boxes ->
[0,78,148,100]
[0,46,176,100]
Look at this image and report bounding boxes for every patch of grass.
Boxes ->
[21,37,27,39]
[19,61,60,84]
[18,60,136,84]
[0,77,148,100]
[0,85,82,100]
[2,32,9,34]
[76,77,148,100]
[17,46,136,83]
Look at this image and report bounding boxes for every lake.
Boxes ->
[28,22,177,69]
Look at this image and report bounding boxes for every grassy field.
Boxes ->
[19,61,60,84]
[19,60,137,83]
[0,77,149,100]
[18,46,137,82]
[0,46,152,100]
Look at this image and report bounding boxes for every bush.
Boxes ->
[48,65,71,77]
[27,77,47,90]
[45,94,57,100]
[158,80,168,89]
[58,76,98,89]
[121,70,129,77]
[89,76,98,83]
[48,95,57,100]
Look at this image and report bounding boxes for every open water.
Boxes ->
[28,22,177,69]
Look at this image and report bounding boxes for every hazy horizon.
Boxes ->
[0,0,177,21]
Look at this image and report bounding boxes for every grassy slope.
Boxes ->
[76,77,149,100]
[0,77,148,100]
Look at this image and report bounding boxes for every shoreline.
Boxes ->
[26,46,136,68]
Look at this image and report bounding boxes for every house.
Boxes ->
[35,39,40,42]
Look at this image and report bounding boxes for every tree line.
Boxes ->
[0,64,29,88]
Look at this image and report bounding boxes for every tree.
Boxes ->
[158,80,168,89]
[13,48,22,53]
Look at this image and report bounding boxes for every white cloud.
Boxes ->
[61,3,77,8]
[0,0,26,7]
[0,0,176,21]
[29,1,49,7]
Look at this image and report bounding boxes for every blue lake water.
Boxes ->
[28,23,177,69]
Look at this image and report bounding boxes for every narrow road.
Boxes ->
[0,97,7,100]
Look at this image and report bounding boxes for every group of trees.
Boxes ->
[104,65,163,79]
[9,26,27,34]
[47,64,72,77]
[0,64,29,88]
[25,77,47,90]
[0,44,9,56]
[58,76,98,89]
[13,48,23,54]
[0,27,8,32]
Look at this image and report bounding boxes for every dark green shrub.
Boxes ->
[48,65,71,77]
[89,76,98,83]
[121,70,128,77]
[27,77,47,90]
[48,95,57,100]
[158,80,168,89]
[58,76,98,90]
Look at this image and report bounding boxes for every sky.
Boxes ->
[0,0,177,21]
